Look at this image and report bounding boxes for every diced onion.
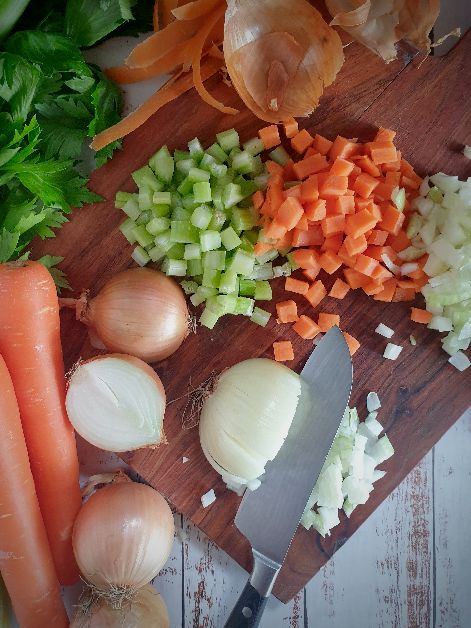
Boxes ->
[201,489,216,508]
[366,392,381,412]
[381,253,401,275]
[410,335,417,346]
[383,343,403,360]
[375,323,394,338]
[448,351,470,372]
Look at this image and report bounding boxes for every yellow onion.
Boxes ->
[73,482,175,594]
[70,585,169,628]
[68,268,189,363]
[223,0,344,123]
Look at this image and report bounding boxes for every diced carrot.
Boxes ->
[277,197,304,230]
[362,280,384,296]
[335,195,355,215]
[371,264,393,282]
[392,287,415,301]
[382,156,401,172]
[402,174,421,190]
[412,275,428,289]
[319,250,342,274]
[318,312,341,332]
[330,158,355,177]
[373,278,397,302]
[379,203,405,235]
[353,173,380,199]
[354,254,379,277]
[293,153,329,180]
[343,331,361,355]
[355,155,381,177]
[266,160,284,176]
[312,134,333,155]
[355,197,372,211]
[293,315,321,340]
[258,124,281,150]
[291,129,314,153]
[252,190,264,210]
[304,199,326,221]
[321,233,343,253]
[293,248,319,269]
[305,280,327,308]
[373,182,395,201]
[285,277,310,295]
[321,214,345,237]
[283,118,298,139]
[329,136,359,161]
[405,267,426,280]
[295,214,309,231]
[366,201,382,221]
[365,245,397,263]
[273,340,294,362]
[254,242,272,257]
[388,229,411,252]
[283,160,297,181]
[304,147,317,158]
[264,219,287,240]
[369,141,398,165]
[397,279,418,289]
[303,266,321,281]
[284,185,302,200]
[337,245,358,268]
[385,170,401,186]
[329,278,350,299]
[374,127,396,142]
[291,224,324,247]
[275,230,293,251]
[368,229,389,246]
[276,300,298,323]
[343,268,370,289]
[345,209,378,239]
[300,175,319,202]
[344,233,367,257]
[319,174,348,198]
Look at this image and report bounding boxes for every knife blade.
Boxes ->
[224,326,352,627]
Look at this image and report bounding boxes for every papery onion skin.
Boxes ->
[66,354,166,452]
[80,268,189,363]
[70,584,169,628]
[224,0,344,123]
[73,482,175,592]
[199,358,301,482]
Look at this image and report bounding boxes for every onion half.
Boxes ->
[66,354,166,452]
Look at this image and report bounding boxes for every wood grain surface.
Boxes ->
[33,34,471,603]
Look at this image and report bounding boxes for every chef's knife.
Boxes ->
[224,326,352,627]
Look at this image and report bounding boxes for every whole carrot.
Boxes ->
[0,261,81,585]
[0,356,68,627]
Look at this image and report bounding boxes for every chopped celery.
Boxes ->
[173,149,190,162]
[206,142,228,163]
[239,179,258,199]
[138,188,154,210]
[254,280,272,300]
[120,218,138,244]
[230,249,255,275]
[170,221,199,243]
[269,146,290,166]
[190,292,206,307]
[250,264,274,280]
[252,155,264,176]
[208,209,227,231]
[200,230,222,252]
[176,158,196,175]
[221,226,242,250]
[254,173,270,189]
[146,217,171,235]
[200,307,219,329]
[200,153,217,171]
[202,268,221,288]
[172,207,191,220]
[219,270,239,294]
[136,210,152,226]
[235,296,255,316]
[216,128,240,152]
[180,280,199,295]
[132,165,162,191]
[184,243,202,260]
[115,191,136,209]
[177,177,193,196]
[166,243,185,259]
[121,198,140,220]
[244,229,259,245]
[171,192,182,208]
[151,204,171,217]
[287,252,300,271]
[239,279,256,296]
[150,146,174,183]
[187,258,203,276]
[132,246,150,266]
[232,150,256,174]
[203,250,226,271]
[232,208,256,232]
[207,294,238,315]
[132,225,154,248]
[193,181,212,203]
[188,167,210,183]
[210,162,228,178]
[239,235,255,253]
[188,137,204,160]
[191,204,212,229]
[250,307,271,327]
[162,258,187,276]
[243,137,264,156]
[212,187,225,212]
[153,191,172,206]
[148,244,167,262]
[256,248,278,264]
[154,231,172,251]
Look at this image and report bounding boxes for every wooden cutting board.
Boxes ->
[33,33,471,603]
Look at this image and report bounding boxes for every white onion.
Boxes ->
[199,358,301,485]
[448,351,470,372]
[383,343,403,360]
[66,354,166,452]
[375,323,394,338]
[366,392,381,412]
[201,489,216,508]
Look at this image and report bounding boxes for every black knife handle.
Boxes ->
[224,580,268,628]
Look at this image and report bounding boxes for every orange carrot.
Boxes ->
[161,0,179,26]
[273,341,294,362]
[291,129,314,154]
[373,278,398,302]
[345,209,378,239]
[304,199,326,221]
[284,184,302,200]
[293,315,321,340]
[369,141,397,165]
[368,229,389,246]
[252,190,265,210]
[392,287,416,301]
[312,134,333,155]
[321,214,345,237]
[264,219,287,240]
[375,127,396,142]
[319,174,348,198]
[293,153,329,180]
[362,280,384,296]
[318,312,340,332]
[330,158,355,177]
[411,308,433,324]
[343,331,361,355]
[344,233,368,256]
[277,197,304,230]
[354,254,379,277]
[0,356,69,628]
[319,250,342,274]
[300,175,319,202]
[292,225,323,247]
[353,173,380,199]
[283,118,299,139]
[285,277,309,295]
[379,203,405,235]
[321,233,343,252]
[343,268,370,289]
[335,195,355,214]
[295,214,309,232]
[303,267,321,282]
[293,248,319,269]
[329,136,359,160]
[329,278,350,299]
[305,280,327,308]
[388,229,411,252]
[0,262,81,585]
[355,155,381,177]
[259,124,281,150]
[276,300,299,323]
